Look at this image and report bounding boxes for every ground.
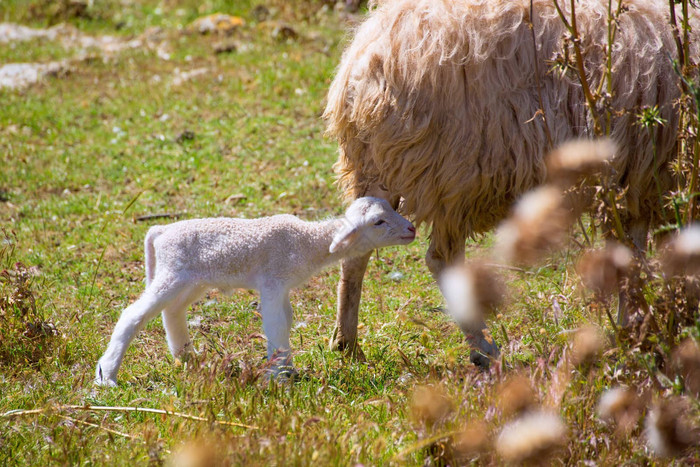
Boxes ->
[0,1,698,465]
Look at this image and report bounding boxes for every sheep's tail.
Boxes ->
[144,226,165,287]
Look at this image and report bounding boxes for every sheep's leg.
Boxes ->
[331,186,398,360]
[427,229,500,369]
[259,288,295,377]
[162,285,204,358]
[617,217,649,326]
[332,252,371,360]
[96,283,181,386]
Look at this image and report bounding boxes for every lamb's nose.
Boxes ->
[408,226,416,233]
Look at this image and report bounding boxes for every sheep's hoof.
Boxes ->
[469,350,493,370]
[456,321,499,370]
[470,336,499,370]
[330,328,366,362]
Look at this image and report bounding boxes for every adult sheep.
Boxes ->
[323,0,695,362]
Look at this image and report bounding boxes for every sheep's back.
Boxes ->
[325,0,692,246]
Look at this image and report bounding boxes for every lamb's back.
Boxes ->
[153,215,305,283]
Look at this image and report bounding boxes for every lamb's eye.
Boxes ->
[374,220,386,226]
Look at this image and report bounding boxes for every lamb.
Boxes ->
[95,197,416,386]
[323,0,696,363]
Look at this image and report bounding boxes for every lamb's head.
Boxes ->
[329,197,416,256]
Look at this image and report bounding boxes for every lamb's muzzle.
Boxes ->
[95,197,415,386]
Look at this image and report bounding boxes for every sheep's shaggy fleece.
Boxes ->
[325,0,696,258]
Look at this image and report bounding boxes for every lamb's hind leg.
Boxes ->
[162,285,205,359]
[427,226,500,369]
[96,281,182,386]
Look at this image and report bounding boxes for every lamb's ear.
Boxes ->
[330,226,361,254]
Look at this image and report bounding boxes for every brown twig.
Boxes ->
[597,0,625,135]
[552,0,602,135]
[669,0,686,74]
[529,0,554,150]
[134,213,184,222]
[1,404,257,429]
[57,414,137,440]
[682,0,690,70]
[483,262,536,275]
[688,137,700,222]
[392,429,461,461]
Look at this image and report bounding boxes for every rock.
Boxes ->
[171,67,208,86]
[176,130,195,143]
[251,5,271,22]
[189,14,245,35]
[225,194,247,205]
[0,61,70,89]
[271,23,298,42]
[213,40,237,54]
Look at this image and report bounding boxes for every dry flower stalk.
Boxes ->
[597,386,642,435]
[645,397,698,457]
[577,243,633,298]
[672,338,700,397]
[452,421,490,458]
[168,437,225,467]
[410,385,453,429]
[497,375,537,418]
[661,224,700,277]
[495,409,567,463]
[546,139,616,186]
[495,186,574,266]
[570,325,606,366]
[440,262,504,328]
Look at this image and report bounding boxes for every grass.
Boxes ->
[0,0,698,465]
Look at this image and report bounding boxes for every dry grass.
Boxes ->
[0,0,698,465]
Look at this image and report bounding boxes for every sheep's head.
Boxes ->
[329,197,415,255]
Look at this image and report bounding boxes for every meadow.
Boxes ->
[1,1,698,465]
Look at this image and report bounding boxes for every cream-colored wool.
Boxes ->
[325,0,694,260]
[325,0,696,364]
[95,197,415,386]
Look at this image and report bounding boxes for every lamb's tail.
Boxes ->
[144,226,165,287]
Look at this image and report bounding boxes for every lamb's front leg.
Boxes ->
[259,287,295,378]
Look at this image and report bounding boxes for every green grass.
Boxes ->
[1,1,698,465]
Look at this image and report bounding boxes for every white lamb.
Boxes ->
[95,197,416,386]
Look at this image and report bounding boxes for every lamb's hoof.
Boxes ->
[278,366,299,382]
[265,365,299,384]
[332,338,366,362]
[175,342,198,363]
[95,363,118,387]
[95,378,118,387]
